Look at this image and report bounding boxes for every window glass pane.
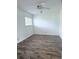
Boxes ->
[25,17,32,26]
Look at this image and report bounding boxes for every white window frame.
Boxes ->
[25,17,32,26]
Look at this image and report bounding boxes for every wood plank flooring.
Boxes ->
[17,35,62,59]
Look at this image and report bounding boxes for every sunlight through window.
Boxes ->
[25,17,32,26]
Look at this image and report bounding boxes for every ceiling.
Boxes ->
[17,0,61,15]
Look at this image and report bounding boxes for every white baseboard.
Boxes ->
[17,33,61,43]
[17,34,33,43]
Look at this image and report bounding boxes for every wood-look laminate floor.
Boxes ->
[17,35,62,59]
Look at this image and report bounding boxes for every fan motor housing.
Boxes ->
[37,5,42,9]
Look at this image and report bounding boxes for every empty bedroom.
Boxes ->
[17,0,62,59]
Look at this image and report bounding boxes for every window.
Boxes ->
[25,17,32,26]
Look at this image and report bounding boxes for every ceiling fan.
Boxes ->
[37,3,50,13]
[33,0,50,13]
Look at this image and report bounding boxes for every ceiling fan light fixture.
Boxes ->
[40,10,43,13]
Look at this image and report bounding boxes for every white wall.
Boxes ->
[59,9,62,38]
[17,8,33,43]
[33,9,61,35]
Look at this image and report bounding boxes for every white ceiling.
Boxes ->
[17,0,61,15]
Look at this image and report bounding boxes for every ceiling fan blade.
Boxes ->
[41,6,50,9]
